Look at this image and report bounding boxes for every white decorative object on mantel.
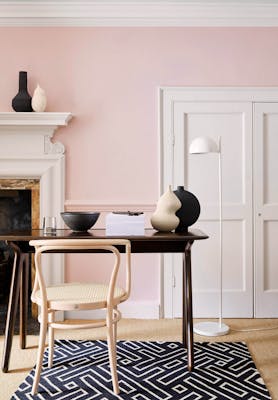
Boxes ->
[0,112,72,155]
[32,84,47,112]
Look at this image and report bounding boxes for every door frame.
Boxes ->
[159,86,278,318]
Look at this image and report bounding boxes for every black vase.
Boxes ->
[174,186,201,232]
[12,71,33,112]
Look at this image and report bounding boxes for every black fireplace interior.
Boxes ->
[0,189,31,303]
[0,189,39,335]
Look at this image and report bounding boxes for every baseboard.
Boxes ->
[120,301,161,319]
[65,301,160,320]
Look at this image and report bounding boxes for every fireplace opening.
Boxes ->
[0,189,32,229]
[0,189,32,303]
[0,179,40,335]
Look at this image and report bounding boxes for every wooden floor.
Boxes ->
[0,318,277,399]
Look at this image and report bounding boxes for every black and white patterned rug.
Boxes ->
[12,340,271,399]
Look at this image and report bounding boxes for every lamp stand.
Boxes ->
[193,137,229,337]
[193,321,229,336]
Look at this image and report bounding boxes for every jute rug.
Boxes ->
[11,340,271,399]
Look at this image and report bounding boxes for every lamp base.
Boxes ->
[193,321,229,337]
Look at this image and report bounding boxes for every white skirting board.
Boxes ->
[65,301,161,320]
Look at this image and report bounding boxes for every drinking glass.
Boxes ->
[43,216,57,235]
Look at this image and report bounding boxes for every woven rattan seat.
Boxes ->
[34,282,126,310]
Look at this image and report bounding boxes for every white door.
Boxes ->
[163,100,253,317]
[254,103,278,317]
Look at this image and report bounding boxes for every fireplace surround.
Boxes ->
[0,112,72,286]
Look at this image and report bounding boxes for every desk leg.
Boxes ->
[183,241,194,371]
[182,254,188,347]
[20,254,29,349]
[2,243,24,373]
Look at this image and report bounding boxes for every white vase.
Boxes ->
[32,84,47,112]
[151,185,181,232]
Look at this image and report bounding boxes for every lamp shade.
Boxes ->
[189,136,219,154]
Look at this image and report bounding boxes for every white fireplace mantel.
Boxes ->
[0,111,72,287]
[0,112,72,155]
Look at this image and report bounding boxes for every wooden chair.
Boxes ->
[29,238,131,396]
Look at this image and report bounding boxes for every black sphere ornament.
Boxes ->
[12,71,33,112]
[174,186,201,232]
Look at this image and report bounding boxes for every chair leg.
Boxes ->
[31,311,48,396]
[107,312,119,395]
[48,311,55,368]
[113,307,118,341]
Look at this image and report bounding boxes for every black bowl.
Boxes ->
[61,212,100,232]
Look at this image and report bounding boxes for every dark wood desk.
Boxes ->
[0,228,208,373]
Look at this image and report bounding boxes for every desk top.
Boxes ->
[0,228,208,241]
[0,228,208,253]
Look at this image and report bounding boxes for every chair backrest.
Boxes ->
[29,238,131,307]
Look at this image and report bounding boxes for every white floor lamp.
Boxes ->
[189,136,229,336]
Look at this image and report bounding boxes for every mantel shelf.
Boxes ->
[0,112,72,126]
[0,112,73,155]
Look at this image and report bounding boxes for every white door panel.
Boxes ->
[254,103,278,317]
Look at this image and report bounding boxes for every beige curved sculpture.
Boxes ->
[151,185,181,231]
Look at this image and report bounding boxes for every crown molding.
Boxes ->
[1,1,278,27]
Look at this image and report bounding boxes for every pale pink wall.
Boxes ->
[1,27,278,304]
